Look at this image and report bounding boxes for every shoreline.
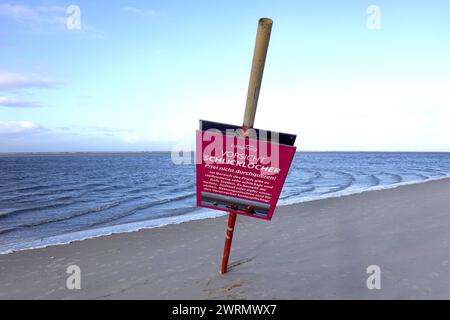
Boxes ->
[1,175,449,256]
[1,177,450,299]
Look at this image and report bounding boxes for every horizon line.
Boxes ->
[1,150,450,155]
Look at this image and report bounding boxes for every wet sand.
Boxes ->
[1,178,450,299]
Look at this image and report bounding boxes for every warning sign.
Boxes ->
[196,120,297,220]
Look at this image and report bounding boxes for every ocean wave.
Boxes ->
[367,174,381,187]
[76,192,197,228]
[280,173,450,206]
[320,171,356,194]
[304,171,322,184]
[404,173,429,180]
[4,175,450,256]
[379,172,403,184]
[0,209,226,255]
[0,200,77,219]
[2,152,450,255]
[0,192,196,234]
[279,186,316,200]
[0,201,123,235]
[12,182,67,193]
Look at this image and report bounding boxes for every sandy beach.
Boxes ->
[1,178,450,300]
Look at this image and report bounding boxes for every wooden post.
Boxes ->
[221,18,273,274]
[243,18,273,131]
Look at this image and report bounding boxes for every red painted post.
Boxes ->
[221,212,237,274]
[220,18,273,274]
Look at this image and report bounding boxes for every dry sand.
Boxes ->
[1,178,450,300]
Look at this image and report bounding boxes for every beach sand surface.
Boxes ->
[1,178,450,299]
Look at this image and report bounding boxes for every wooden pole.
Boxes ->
[221,18,273,274]
[243,18,273,131]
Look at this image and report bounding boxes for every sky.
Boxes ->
[0,0,449,152]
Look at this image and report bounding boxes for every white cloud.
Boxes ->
[35,5,66,14]
[0,3,36,19]
[0,96,39,108]
[124,6,159,17]
[0,121,49,138]
[0,3,65,23]
[0,3,103,37]
[56,126,132,137]
[0,72,64,90]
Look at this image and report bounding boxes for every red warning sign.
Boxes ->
[196,120,297,221]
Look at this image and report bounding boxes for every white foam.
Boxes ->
[0,209,226,255]
[279,174,450,205]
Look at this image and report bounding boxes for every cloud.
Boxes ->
[0,3,103,37]
[0,96,40,108]
[0,3,64,22]
[0,121,49,138]
[83,126,131,133]
[53,126,170,146]
[56,126,132,137]
[0,3,35,19]
[35,5,66,14]
[0,72,64,90]
[124,6,159,17]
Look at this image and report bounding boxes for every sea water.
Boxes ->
[1,152,450,254]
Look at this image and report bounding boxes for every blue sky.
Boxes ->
[0,0,449,152]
